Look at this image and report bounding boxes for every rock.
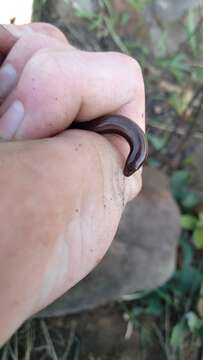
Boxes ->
[151,0,199,23]
[144,16,187,56]
[37,167,180,317]
[111,0,200,55]
[39,0,201,57]
[41,0,97,24]
[144,0,200,56]
[70,0,95,13]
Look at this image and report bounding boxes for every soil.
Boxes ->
[30,305,166,360]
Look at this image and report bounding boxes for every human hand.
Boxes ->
[0,23,145,344]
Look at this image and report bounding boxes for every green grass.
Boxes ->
[122,234,203,359]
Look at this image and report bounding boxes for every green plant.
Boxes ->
[185,10,198,55]
[74,1,130,33]
[123,236,203,357]
[170,169,199,211]
[157,31,168,57]
[122,162,203,356]
[128,0,151,12]
[73,7,103,31]
[147,133,168,151]
[181,212,203,249]
[158,53,191,82]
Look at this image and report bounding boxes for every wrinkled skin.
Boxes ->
[0,23,145,344]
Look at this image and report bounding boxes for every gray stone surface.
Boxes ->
[145,0,200,56]
[51,0,96,23]
[38,167,180,317]
[151,0,199,23]
[39,0,201,56]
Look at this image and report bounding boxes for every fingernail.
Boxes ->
[0,100,24,139]
[0,64,17,99]
[1,24,33,38]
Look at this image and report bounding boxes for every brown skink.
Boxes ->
[72,115,148,177]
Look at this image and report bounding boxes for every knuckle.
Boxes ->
[119,53,143,79]
[32,22,68,43]
[125,55,143,76]
[115,53,144,98]
[127,57,145,92]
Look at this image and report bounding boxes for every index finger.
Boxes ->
[0,49,145,141]
[0,23,68,53]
